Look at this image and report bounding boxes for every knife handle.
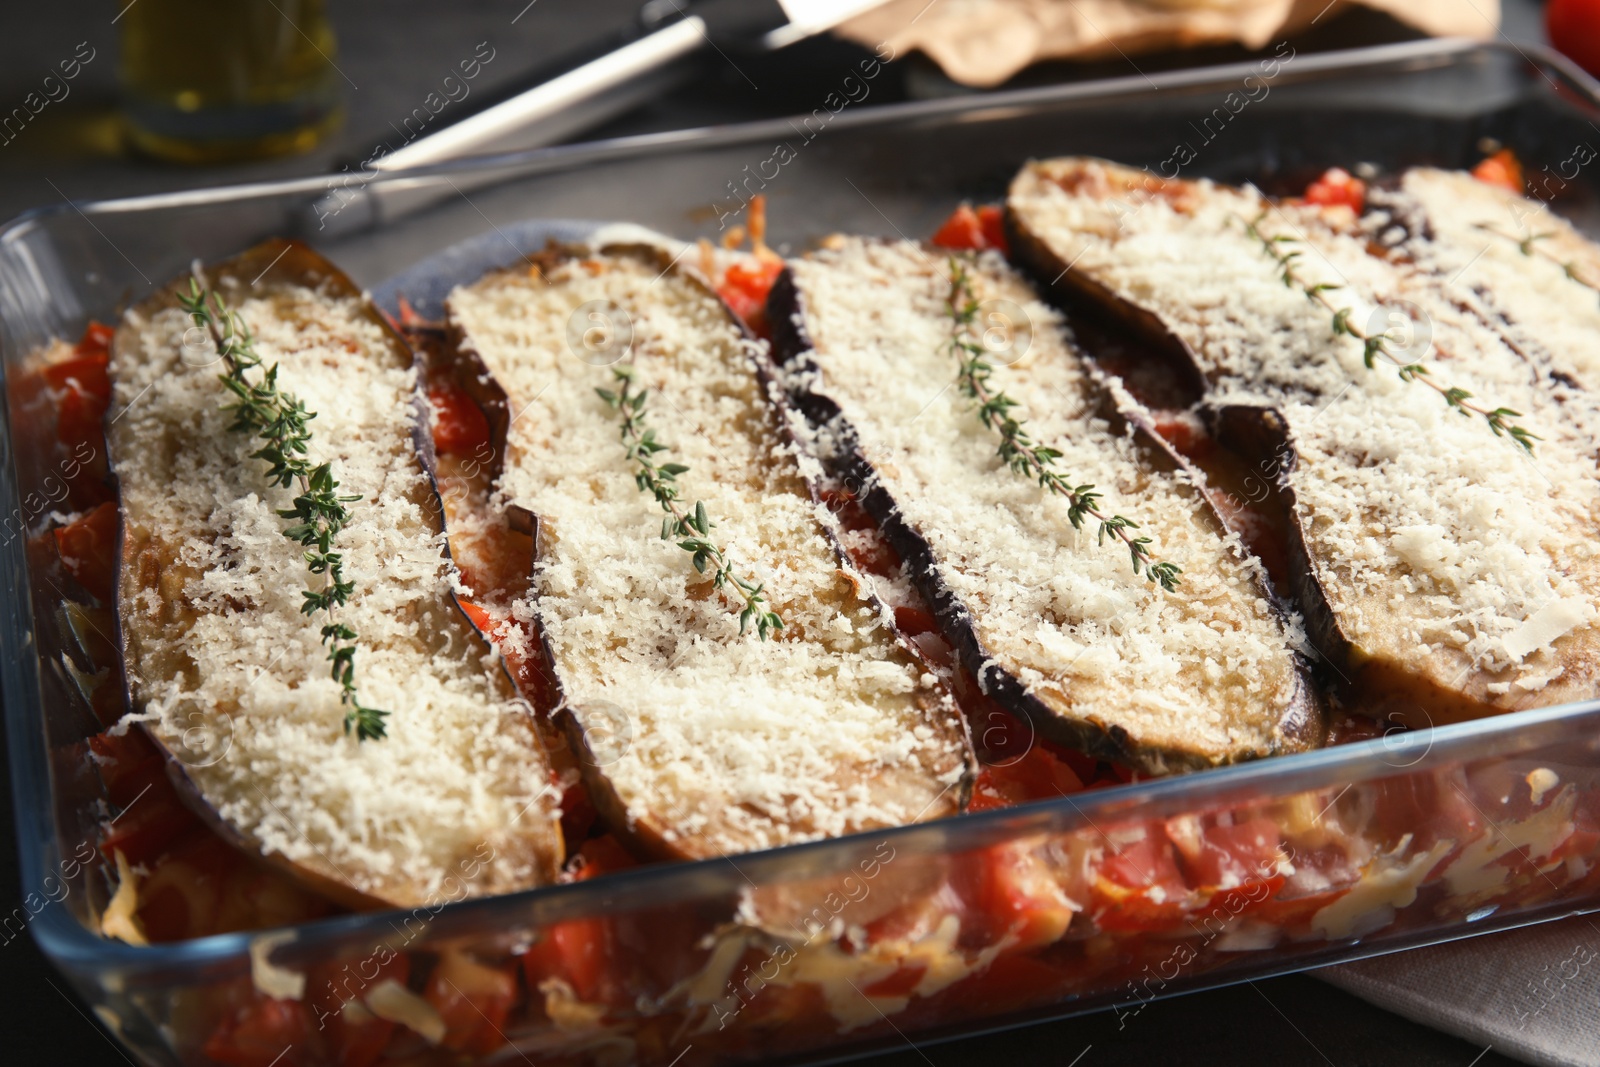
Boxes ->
[307,14,706,235]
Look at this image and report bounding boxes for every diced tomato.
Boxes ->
[202,997,313,1067]
[522,837,636,1005]
[957,841,1077,950]
[718,257,785,330]
[74,321,114,358]
[1174,817,1283,890]
[1089,826,1194,931]
[977,205,1009,255]
[931,203,1010,254]
[54,501,118,602]
[1473,149,1524,194]
[424,950,518,1055]
[932,204,985,250]
[558,777,599,850]
[309,953,411,1067]
[89,729,165,808]
[99,788,196,868]
[44,352,112,459]
[1303,167,1366,212]
[970,743,1085,811]
[427,383,491,458]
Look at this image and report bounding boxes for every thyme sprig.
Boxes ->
[944,258,1181,591]
[596,365,783,639]
[178,278,391,741]
[1244,213,1539,455]
[1473,221,1600,298]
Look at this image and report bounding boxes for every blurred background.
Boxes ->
[0,0,1593,1064]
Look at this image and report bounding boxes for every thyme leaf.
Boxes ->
[1473,221,1600,300]
[178,278,391,741]
[944,257,1181,592]
[1245,213,1539,455]
[596,365,783,639]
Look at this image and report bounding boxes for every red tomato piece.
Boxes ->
[88,730,164,807]
[1090,827,1194,932]
[426,383,490,457]
[203,997,313,1067]
[971,743,1085,810]
[99,789,196,868]
[976,205,1009,255]
[74,321,114,358]
[931,203,986,250]
[425,950,518,1055]
[1303,167,1367,212]
[44,352,112,457]
[54,501,118,602]
[1473,149,1524,193]
[309,953,411,1067]
[956,841,1077,950]
[1548,0,1600,79]
[522,837,636,1005]
[718,257,785,328]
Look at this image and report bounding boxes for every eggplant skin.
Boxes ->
[767,265,1323,774]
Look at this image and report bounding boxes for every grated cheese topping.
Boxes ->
[445,248,969,858]
[1008,158,1600,708]
[784,238,1307,769]
[109,259,561,907]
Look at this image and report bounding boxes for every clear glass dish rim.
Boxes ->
[6,33,1599,980]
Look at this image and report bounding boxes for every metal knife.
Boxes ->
[309,0,891,235]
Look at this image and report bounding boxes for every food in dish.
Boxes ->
[106,240,562,908]
[769,236,1319,772]
[437,243,972,859]
[1007,157,1600,727]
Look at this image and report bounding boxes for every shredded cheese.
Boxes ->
[785,238,1308,769]
[108,258,561,907]
[445,247,969,859]
[1008,158,1600,709]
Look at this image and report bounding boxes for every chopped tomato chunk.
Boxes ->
[893,605,938,636]
[427,383,491,457]
[203,997,313,1067]
[310,953,410,1067]
[1303,167,1366,211]
[425,950,518,1055]
[54,501,118,602]
[457,599,494,635]
[718,257,785,329]
[971,743,1085,810]
[1090,826,1194,931]
[522,836,636,1005]
[44,350,112,459]
[932,203,984,250]
[931,203,1010,254]
[977,205,1009,255]
[1473,149,1524,193]
[959,841,1076,949]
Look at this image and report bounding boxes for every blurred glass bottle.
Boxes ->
[119,0,342,163]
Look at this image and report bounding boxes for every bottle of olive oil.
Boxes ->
[119,0,342,163]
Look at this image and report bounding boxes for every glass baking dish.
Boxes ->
[6,37,1600,1067]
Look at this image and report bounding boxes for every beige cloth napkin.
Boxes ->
[838,0,1500,86]
[1318,915,1600,1066]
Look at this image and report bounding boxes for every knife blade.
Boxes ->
[307,0,892,235]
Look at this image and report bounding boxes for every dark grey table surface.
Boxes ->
[0,1,1557,1064]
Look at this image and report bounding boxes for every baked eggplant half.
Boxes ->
[768,237,1320,774]
[108,240,563,909]
[442,243,972,861]
[1369,166,1600,444]
[1007,157,1600,726]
